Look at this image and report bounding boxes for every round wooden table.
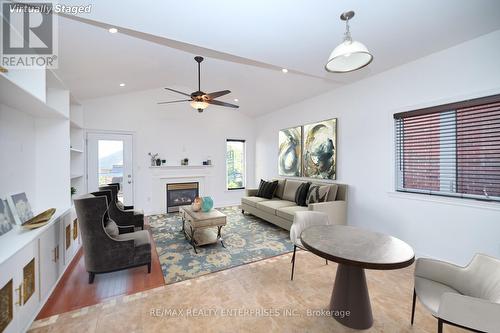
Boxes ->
[300,225,414,330]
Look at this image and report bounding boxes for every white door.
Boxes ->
[87,132,134,206]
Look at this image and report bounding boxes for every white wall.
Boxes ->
[255,30,500,265]
[0,104,37,204]
[82,88,255,214]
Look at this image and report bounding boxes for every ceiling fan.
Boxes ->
[158,56,239,113]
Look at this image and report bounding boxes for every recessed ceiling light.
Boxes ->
[234,98,239,102]
[281,68,288,73]
[109,27,118,34]
[119,83,125,87]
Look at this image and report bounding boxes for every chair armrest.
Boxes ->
[438,293,500,332]
[291,211,329,245]
[415,258,464,286]
[117,225,135,234]
[245,188,259,196]
[308,200,346,225]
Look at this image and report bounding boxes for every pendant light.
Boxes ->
[325,11,373,73]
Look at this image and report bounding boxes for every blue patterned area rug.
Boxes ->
[148,206,294,284]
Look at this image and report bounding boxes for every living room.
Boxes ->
[1,1,500,332]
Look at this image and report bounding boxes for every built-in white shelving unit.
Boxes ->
[149,165,214,169]
[0,68,81,333]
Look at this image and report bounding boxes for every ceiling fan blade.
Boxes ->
[157,99,191,104]
[206,90,231,99]
[164,88,192,97]
[207,99,239,108]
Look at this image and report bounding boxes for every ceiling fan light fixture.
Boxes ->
[190,100,209,110]
[325,11,373,73]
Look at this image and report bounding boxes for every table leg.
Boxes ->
[330,264,373,330]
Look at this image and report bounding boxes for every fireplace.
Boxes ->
[166,182,199,213]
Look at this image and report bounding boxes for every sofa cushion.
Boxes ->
[326,184,339,201]
[255,200,296,215]
[282,180,304,202]
[257,179,279,199]
[274,179,286,199]
[294,182,311,207]
[241,196,269,208]
[276,205,309,221]
[306,185,331,205]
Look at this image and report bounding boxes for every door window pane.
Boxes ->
[226,140,245,190]
[98,140,124,198]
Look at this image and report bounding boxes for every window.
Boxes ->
[395,94,500,202]
[226,139,246,190]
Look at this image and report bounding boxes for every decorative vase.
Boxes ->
[191,197,202,211]
[201,196,213,212]
[156,158,161,166]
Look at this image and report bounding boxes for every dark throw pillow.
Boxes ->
[257,179,279,199]
[306,185,331,205]
[294,182,311,207]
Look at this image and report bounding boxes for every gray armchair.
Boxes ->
[99,185,144,230]
[107,182,134,210]
[412,253,500,333]
[73,194,151,284]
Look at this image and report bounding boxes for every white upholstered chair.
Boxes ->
[289,211,330,280]
[412,253,500,333]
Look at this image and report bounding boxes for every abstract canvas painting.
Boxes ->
[278,126,302,177]
[303,119,337,179]
[0,200,13,237]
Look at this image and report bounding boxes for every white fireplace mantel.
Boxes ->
[149,166,213,214]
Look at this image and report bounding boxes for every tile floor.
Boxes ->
[30,250,467,332]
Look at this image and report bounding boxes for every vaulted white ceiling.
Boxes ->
[54,0,500,116]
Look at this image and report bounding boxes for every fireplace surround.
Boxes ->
[166,182,199,213]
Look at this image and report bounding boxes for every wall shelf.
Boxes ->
[70,148,84,153]
[0,73,68,119]
[70,174,83,179]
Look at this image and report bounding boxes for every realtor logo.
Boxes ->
[1,1,58,68]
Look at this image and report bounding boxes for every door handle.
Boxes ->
[15,284,22,306]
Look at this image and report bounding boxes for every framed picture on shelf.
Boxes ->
[0,200,14,237]
[6,192,34,226]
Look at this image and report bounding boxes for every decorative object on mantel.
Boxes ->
[181,158,189,166]
[6,192,34,225]
[0,200,14,237]
[148,152,159,167]
[155,158,162,166]
[0,65,7,73]
[191,197,203,212]
[21,208,56,230]
[161,159,166,165]
[201,196,214,212]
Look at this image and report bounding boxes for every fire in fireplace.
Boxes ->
[166,182,199,213]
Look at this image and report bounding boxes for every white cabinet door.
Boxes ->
[39,218,61,301]
[61,212,76,266]
[0,241,39,333]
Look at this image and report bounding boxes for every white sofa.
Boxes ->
[241,179,347,230]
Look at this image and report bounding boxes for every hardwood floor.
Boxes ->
[36,225,165,319]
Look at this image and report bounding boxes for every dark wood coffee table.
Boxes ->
[300,225,414,330]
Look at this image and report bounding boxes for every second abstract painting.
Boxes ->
[278,119,337,179]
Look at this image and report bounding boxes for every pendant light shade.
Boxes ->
[325,11,373,73]
[190,100,209,110]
